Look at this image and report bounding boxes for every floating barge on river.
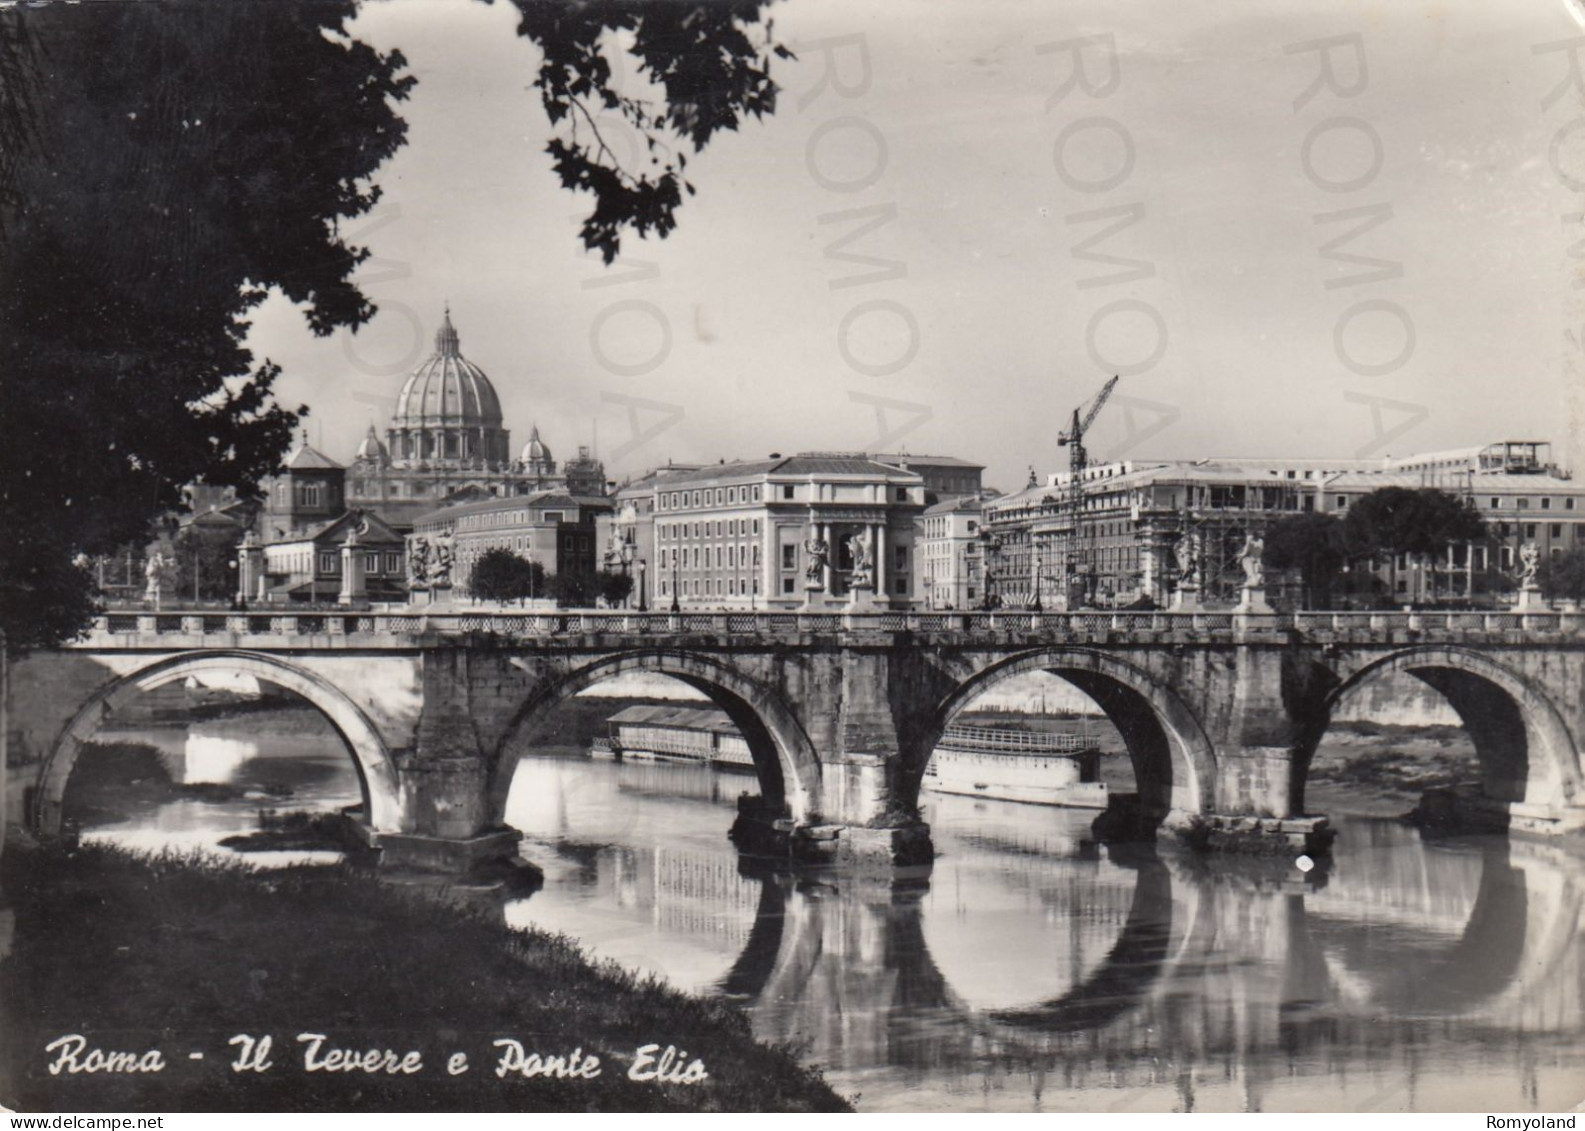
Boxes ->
[923,723,1109,809]
[593,705,756,771]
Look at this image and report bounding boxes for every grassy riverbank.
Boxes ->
[0,843,848,1113]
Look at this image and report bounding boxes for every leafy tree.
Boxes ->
[1342,487,1485,559]
[171,527,239,603]
[597,570,636,608]
[1,1,414,651]
[1539,547,1585,603]
[510,0,790,263]
[1341,487,1485,604]
[1264,512,1348,608]
[552,570,597,609]
[469,549,546,604]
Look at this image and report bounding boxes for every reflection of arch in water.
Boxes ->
[980,852,1173,1035]
[719,848,1176,1068]
[34,650,400,835]
[489,650,821,824]
[1299,837,1585,1022]
[919,649,1217,827]
[1295,647,1582,818]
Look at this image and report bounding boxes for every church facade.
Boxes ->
[344,308,606,530]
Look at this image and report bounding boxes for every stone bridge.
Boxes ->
[6,607,1585,868]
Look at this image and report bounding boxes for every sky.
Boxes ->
[245,0,1585,494]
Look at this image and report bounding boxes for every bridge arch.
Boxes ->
[32,650,402,837]
[488,649,822,825]
[1298,646,1583,818]
[917,648,1217,824]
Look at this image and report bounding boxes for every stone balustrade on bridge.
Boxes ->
[73,607,1585,649]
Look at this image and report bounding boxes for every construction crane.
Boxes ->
[1055,375,1120,606]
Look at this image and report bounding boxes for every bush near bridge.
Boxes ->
[0,843,849,1113]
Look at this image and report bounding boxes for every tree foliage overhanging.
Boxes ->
[0,0,787,651]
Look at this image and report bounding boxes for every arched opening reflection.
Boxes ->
[44,653,381,862]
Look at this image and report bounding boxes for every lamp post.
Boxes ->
[670,550,680,613]
[637,557,648,612]
[1031,543,1044,613]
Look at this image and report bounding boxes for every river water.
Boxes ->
[70,713,1585,1113]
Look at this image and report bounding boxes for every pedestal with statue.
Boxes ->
[1170,531,1202,612]
[1234,531,1272,614]
[801,530,830,610]
[1514,541,1547,611]
[845,527,879,612]
[143,544,176,610]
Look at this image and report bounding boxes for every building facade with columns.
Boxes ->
[647,454,925,609]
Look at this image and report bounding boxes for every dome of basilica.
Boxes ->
[385,309,510,465]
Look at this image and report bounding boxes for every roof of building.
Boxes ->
[285,442,343,471]
[606,704,737,733]
[872,452,985,470]
[411,489,589,528]
[923,495,984,516]
[644,452,927,487]
[391,309,504,431]
[263,508,405,548]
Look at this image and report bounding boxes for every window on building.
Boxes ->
[385,552,401,573]
[781,544,796,569]
[365,552,379,573]
[1552,523,1564,539]
[1518,497,1531,509]
[894,546,907,570]
[543,511,563,524]
[1569,498,1578,511]
[1527,524,1538,538]
[782,484,795,500]
[782,577,795,594]
[319,553,336,574]
[1491,497,1501,509]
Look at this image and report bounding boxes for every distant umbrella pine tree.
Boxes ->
[0,0,789,652]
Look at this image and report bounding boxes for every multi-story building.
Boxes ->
[644,454,925,609]
[872,453,985,503]
[918,496,985,609]
[981,440,1582,609]
[593,465,703,609]
[409,490,609,598]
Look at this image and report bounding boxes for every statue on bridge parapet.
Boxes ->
[428,533,454,588]
[408,536,430,589]
[1515,540,1546,611]
[143,547,176,608]
[848,527,875,591]
[1171,531,1202,611]
[803,533,829,589]
[1235,530,1272,614]
[1519,541,1541,588]
[1238,532,1265,589]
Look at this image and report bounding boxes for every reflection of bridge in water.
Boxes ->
[544,828,1585,1106]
